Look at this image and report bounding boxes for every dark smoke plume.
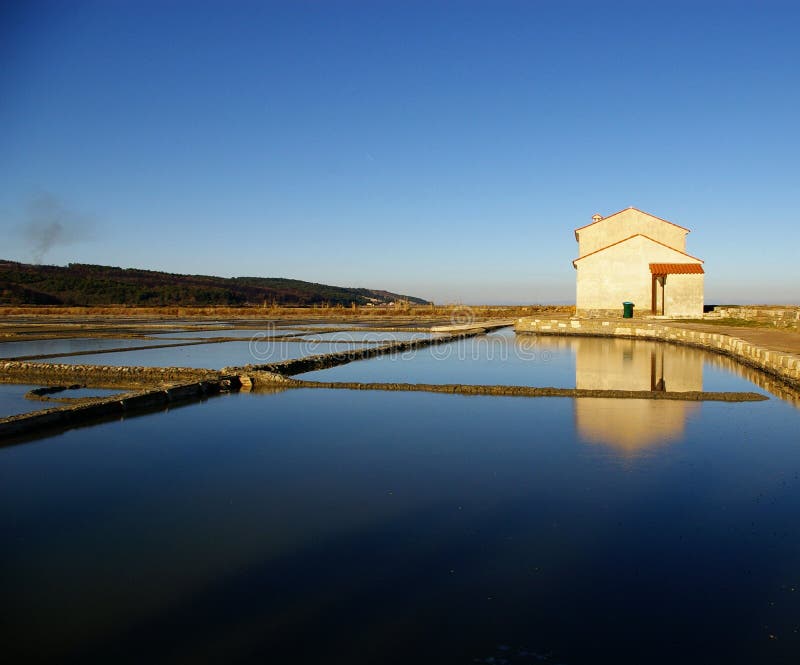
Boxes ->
[22,192,93,263]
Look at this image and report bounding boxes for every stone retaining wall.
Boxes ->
[707,306,800,328]
[515,317,800,389]
[575,309,643,319]
[711,306,800,320]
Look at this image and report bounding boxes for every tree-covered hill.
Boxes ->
[0,260,430,307]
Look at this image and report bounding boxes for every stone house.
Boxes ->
[573,207,704,316]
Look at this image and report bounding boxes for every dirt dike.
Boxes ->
[256,377,767,402]
[0,360,225,390]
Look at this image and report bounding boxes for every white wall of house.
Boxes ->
[576,208,688,256]
[663,273,704,317]
[575,235,703,314]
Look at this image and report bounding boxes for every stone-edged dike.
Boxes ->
[0,321,792,440]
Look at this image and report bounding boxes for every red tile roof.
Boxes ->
[650,263,705,275]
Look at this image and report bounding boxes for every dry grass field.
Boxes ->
[0,303,575,320]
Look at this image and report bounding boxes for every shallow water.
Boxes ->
[1,385,799,664]
[0,384,52,417]
[0,384,126,418]
[144,328,305,339]
[46,387,127,399]
[0,337,169,359]
[299,334,767,394]
[38,339,371,368]
[289,322,389,328]
[300,330,435,342]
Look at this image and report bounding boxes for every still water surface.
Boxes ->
[1,338,799,663]
[0,383,53,417]
[299,330,436,342]
[0,337,169,359]
[0,384,129,417]
[300,334,769,394]
[144,328,305,339]
[37,339,372,369]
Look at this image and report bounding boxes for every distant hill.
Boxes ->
[0,260,430,307]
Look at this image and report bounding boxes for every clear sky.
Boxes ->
[1,0,798,304]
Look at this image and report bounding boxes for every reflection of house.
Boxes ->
[573,338,703,452]
[573,207,704,316]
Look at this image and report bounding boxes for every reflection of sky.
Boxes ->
[38,340,371,369]
[289,322,383,328]
[299,335,577,386]
[299,331,434,342]
[701,362,766,393]
[144,329,304,339]
[0,384,52,417]
[47,387,127,399]
[2,389,800,663]
[298,333,778,454]
[0,384,128,417]
[0,338,168,359]
[300,334,769,394]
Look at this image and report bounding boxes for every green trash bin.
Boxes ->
[622,302,634,318]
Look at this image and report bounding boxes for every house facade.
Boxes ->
[573,207,704,317]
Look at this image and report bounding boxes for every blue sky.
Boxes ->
[1,0,798,304]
